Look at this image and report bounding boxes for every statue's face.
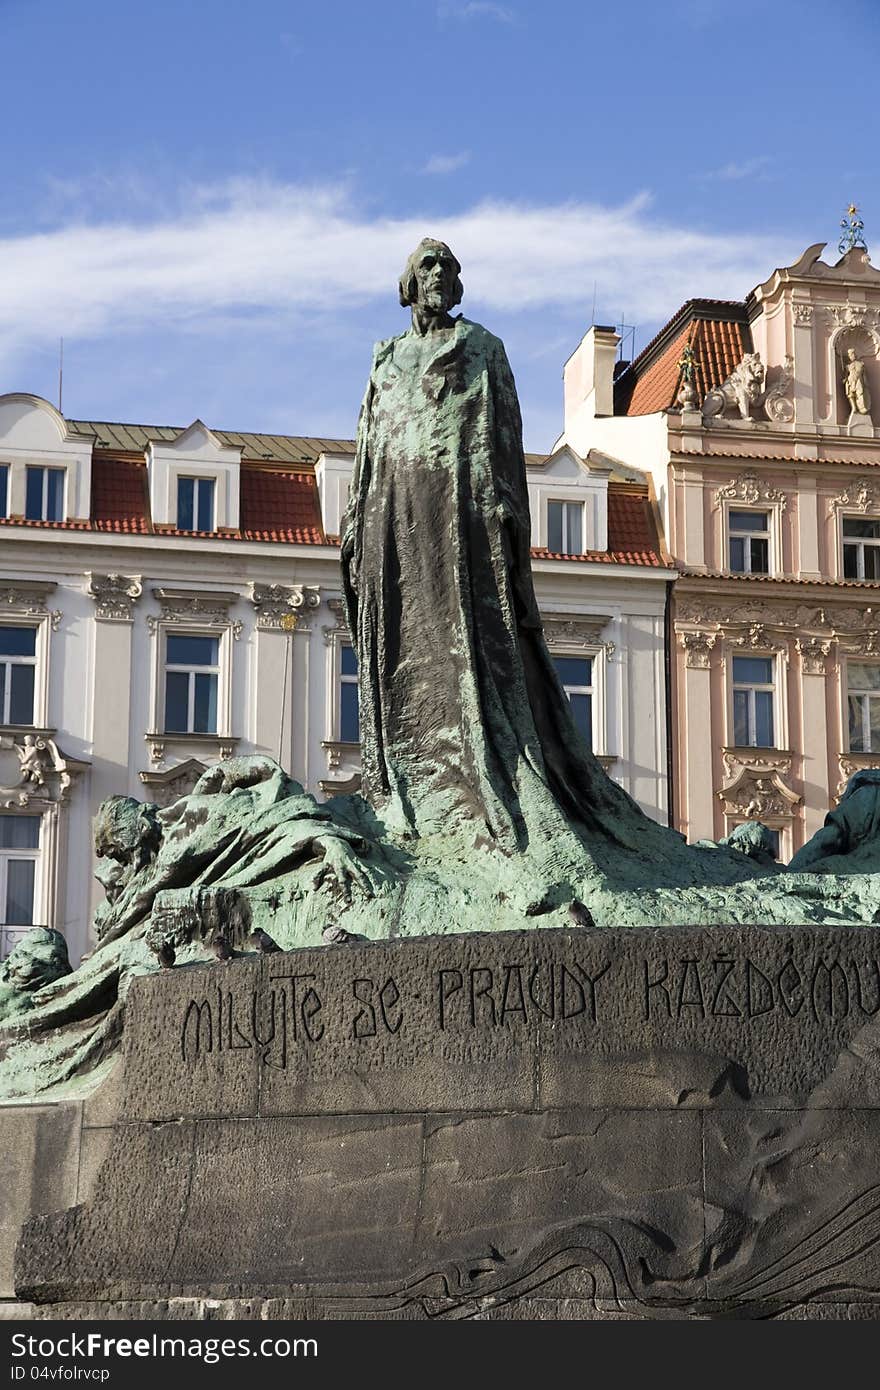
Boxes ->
[413,244,458,314]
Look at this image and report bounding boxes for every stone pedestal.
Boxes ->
[848,411,874,436]
[10,926,880,1320]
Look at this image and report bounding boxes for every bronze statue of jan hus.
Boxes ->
[340,238,664,858]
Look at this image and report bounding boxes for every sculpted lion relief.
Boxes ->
[703,352,767,421]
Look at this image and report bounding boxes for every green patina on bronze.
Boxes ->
[4,239,880,1101]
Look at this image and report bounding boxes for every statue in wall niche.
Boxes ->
[702,351,766,422]
[842,346,872,418]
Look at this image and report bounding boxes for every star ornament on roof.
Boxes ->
[839,204,868,255]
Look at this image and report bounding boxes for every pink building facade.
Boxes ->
[558,241,880,860]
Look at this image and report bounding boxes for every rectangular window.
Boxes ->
[732,655,775,748]
[848,661,880,752]
[163,634,219,734]
[842,516,880,580]
[0,627,37,725]
[547,500,584,555]
[25,467,64,522]
[0,464,8,518]
[0,815,40,928]
[339,643,360,742]
[177,477,216,532]
[553,654,593,748]
[728,510,770,575]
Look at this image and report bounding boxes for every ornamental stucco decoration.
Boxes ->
[0,733,86,808]
[147,588,243,640]
[678,630,717,669]
[795,636,834,675]
[836,753,880,802]
[322,597,351,647]
[139,759,207,808]
[86,573,143,622]
[250,584,320,632]
[0,581,62,631]
[829,480,880,515]
[792,303,814,327]
[718,749,801,820]
[763,356,795,424]
[543,616,616,660]
[730,623,788,654]
[713,472,787,511]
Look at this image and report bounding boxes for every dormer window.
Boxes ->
[25,466,64,522]
[177,476,215,532]
[548,500,584,555]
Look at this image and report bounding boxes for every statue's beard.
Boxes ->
[421,286,451,313]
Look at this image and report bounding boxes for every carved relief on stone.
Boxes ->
[828,480,879,516]
[730,623,788,655]
[0,733,87,808]
[678,630,717,669]
[713,472,787,511]
[139,758,207,807]
[836,752,880,801]
[0,581,61,630]
[702,353,766,422]
[543,615,615,660]
[795,636,833,675]
[147,588,243,639]
[145,735,237,768]
[824,302,880,334]
[322,597,351,646]
[718,749,801,820]
[86,573,143,622]
[792,303,814,327]
[762,355,795,423]
[250,583,320,632]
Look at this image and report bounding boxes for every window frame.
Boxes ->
[176,475,216,533]
[718,497,783,577]
[0,615,51,729]
[845,657,880,754]
[841,514,880,581]
[338,641,360,745]
[730,652,778,750]
[0,625,38,726]
[546,498,586,556]
[552,651,596,750]
[162,632,221,736]
[0,814,41,933]
[24,465,65,522]
[727,508,771,576]
[0,462,8,519]
[148,602,236,748]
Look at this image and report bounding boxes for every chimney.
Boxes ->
[562,325,620,455]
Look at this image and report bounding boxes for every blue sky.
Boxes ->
[1,0,878,449]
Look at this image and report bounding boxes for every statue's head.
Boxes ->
[0,927,71,993]
[398,238,463,314]
[847,347,858,362]
[93,795,162,867]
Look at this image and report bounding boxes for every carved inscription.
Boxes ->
[177,945,880,1070]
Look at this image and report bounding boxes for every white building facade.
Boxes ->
[0,394,673,964]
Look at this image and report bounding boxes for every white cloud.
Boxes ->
[0,179,795,370]
[421,151,471,175]
[705,156,771,182]
[437,2,517,23]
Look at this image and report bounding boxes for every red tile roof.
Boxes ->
[240,468,324,544]
[615,299,751,417]
[533,486,668,568]
[91,455,149,534]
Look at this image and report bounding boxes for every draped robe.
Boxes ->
[341,316,657,855]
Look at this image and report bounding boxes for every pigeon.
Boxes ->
[154,940,176,969]
[209,933,234,963]
[248,928,281,954]
[322,924,367,945]
[568,899,595,928]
